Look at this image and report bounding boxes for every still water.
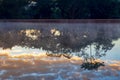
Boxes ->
[0,21,120,80]
[0,22,120,60]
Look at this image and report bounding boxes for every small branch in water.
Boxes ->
[46,52,72,59]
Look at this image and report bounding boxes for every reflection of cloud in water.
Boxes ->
[0,56,119,80]
[0,46,120,79]
[0,46,46,55]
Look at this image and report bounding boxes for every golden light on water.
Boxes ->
[0,51,120,80]
[51,28,61,36]
[0,52,120,68]
[20,29,41,40]
[0,52,46,59]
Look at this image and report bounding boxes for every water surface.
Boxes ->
[0,22,120,60]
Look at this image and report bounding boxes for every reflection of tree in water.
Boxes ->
[94,28,114,59]
[0,30,19,49]
[77,28,114,63]
[79,28,114,70]
[0,26,118,69]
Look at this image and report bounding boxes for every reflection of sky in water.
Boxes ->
[101,39,120,60]
[0,23,120,61]
[0,39,120,60]
[0,22,120,80]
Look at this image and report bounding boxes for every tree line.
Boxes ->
[0,0,120,19]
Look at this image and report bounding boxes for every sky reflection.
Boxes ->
[0,22,120,61]
[102,39,120,60]
[0,38,120,60]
